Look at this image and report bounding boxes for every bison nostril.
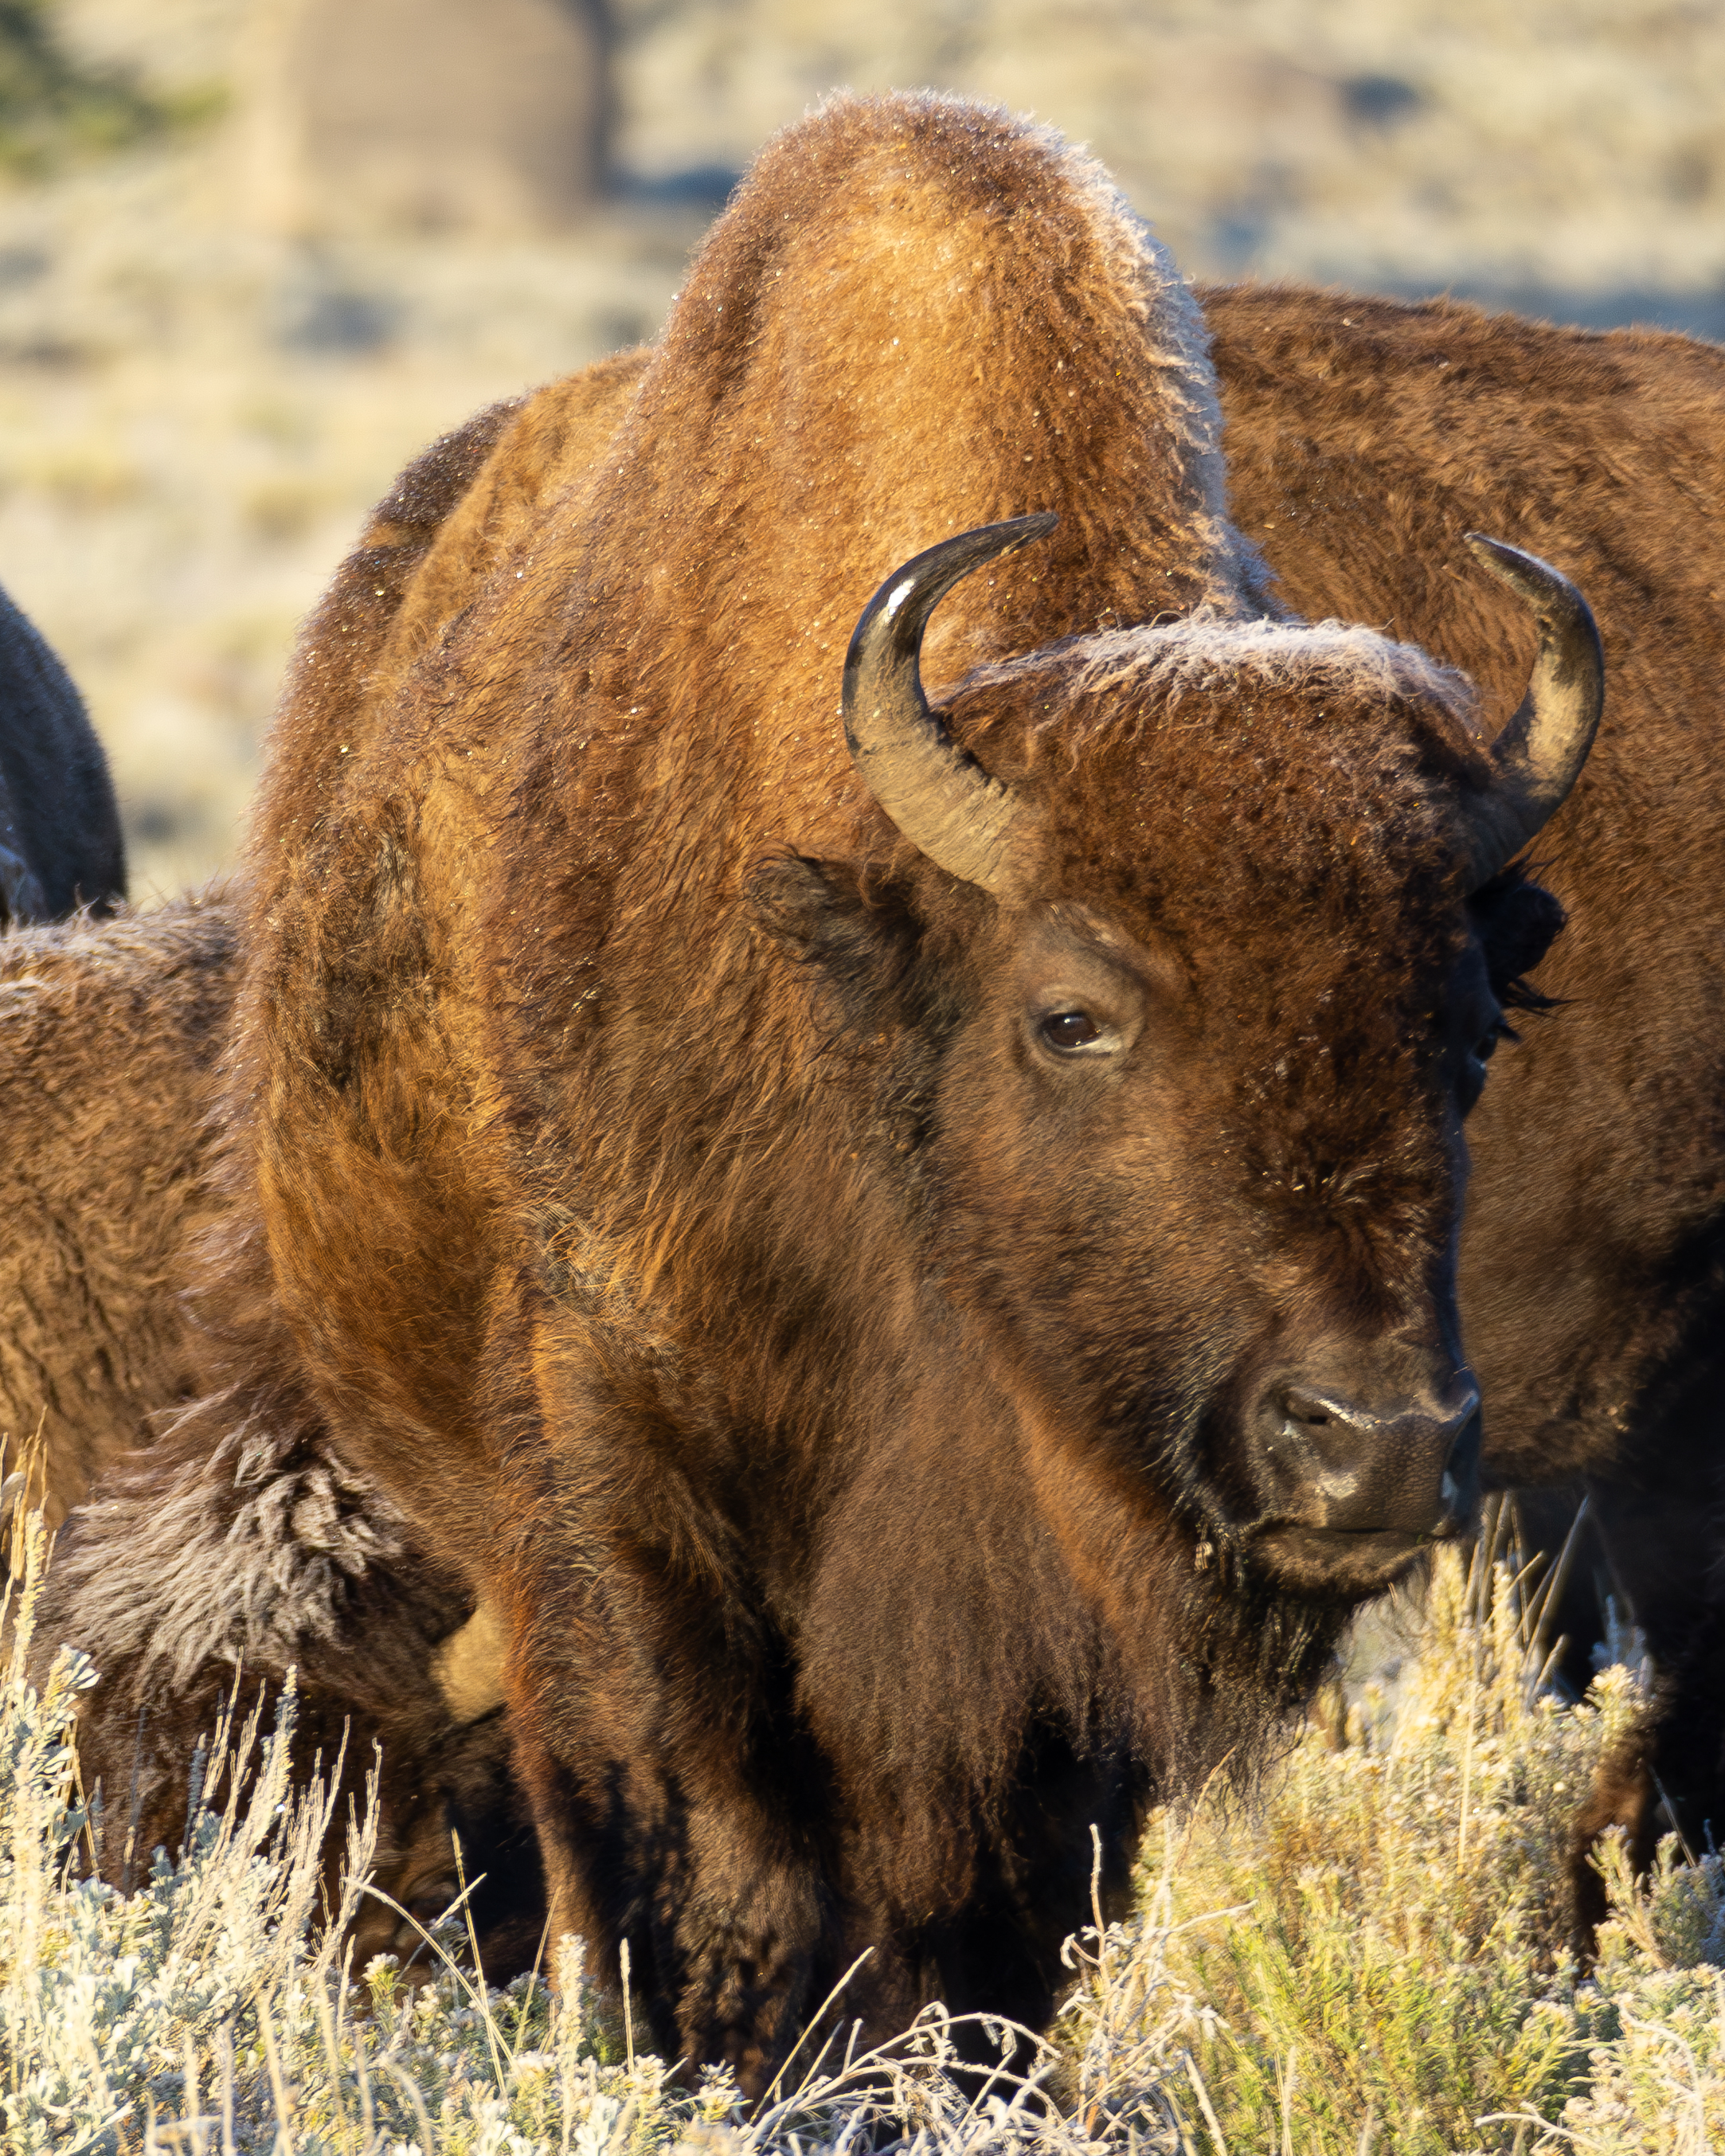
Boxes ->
[1255,1371,1484,1536]
[1277,1385,1357,1434]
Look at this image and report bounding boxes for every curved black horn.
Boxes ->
[843,515,1058,894]
[1458,534,1605,891]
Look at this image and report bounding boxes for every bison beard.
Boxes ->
[33,98,1608,2082]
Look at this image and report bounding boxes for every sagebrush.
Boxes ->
[7,1501,1725,2154]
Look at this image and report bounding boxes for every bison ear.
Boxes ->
[1469,864,1567,1011]
[748,855,924,1011]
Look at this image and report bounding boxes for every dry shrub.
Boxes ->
[8,1494,1725,2154]
[0,1496,1212,2154]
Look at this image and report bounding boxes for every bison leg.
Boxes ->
[1566,1390,1725,1925]
[488,1328,843,2091]
[505,1575,838,2095]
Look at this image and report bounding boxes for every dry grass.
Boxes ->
[9,1475,1725,2155]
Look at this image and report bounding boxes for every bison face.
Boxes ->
[817,518,1599,1603]
[921,886,1493,1603]
[761,831,1538,1603]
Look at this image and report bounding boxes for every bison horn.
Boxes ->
[1457,534,1605,891]
[843,515,1058,894]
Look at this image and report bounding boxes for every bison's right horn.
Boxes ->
[1457,535,1605,891]
[843,515,1058,894]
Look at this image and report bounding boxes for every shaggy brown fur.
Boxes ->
[0,893,235,1532]
[1202,283,1725,1885]
[0,888,538,1974]
[0,580,126,924]
[36,1394,545,1978]
[204,95,1561,2082]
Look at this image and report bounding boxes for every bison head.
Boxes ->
[773,518,1600,1604]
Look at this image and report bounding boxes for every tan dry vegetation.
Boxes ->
[620,0,1725,298]
[1,0,1722,897]
[9,1497,1725,2153]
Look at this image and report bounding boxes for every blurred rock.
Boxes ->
[245,0,611,237]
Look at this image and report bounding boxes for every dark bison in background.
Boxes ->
[93,92,1588,2080]
[0,580,125,923]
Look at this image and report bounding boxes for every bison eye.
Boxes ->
[1039,1009,1105,1052]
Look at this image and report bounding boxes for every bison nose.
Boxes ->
[1258,1375,1481,1537]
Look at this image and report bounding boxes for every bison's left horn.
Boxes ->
[1457,534,1605,891]
[843,515,1058,894]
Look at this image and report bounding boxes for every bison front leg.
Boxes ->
[516,1732,835,2090]
[494,1413,838,2091]
[507,1608,837,2090]
[1581,1447,1725,1867]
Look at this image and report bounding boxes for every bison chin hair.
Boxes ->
[1179,1562,1356,1788]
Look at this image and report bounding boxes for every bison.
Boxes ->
[0,895,236,1539]
[1201,284,1725,1885]
[46,100,1724,2019]
[0,580,125,925]
[162,93,1598,2080]
[0,886,540,1975]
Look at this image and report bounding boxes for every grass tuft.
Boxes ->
[7,1501,1725,2154]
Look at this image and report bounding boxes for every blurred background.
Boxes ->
[2,0,1721,898]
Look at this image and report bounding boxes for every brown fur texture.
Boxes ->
[200,96,1556,2082]
[1201,283,1725,1880]
[0,887,539,1976]
[0,893,235,1533]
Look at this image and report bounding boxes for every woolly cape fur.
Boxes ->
[14,890,540,1962]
